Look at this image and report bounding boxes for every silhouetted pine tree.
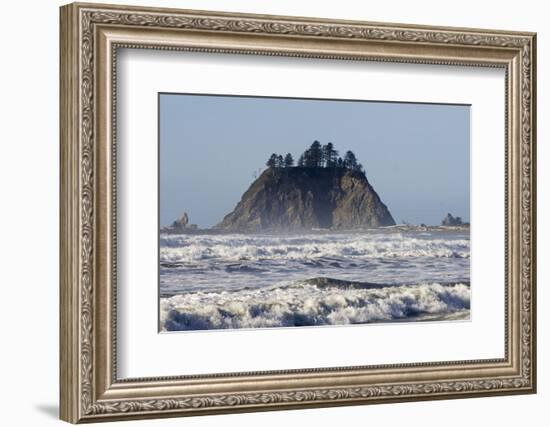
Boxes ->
[343,150,358,170]
[266,153,278,168]
[265,142,364,172]
[284,153,294,167]
[306,141,323,167]
[322,142,338,168]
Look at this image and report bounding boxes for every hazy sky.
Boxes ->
[160,93,470,227]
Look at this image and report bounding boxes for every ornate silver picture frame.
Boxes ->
[60,2,536,423]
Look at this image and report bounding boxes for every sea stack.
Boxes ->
[216,167,395,232]
[163,212,199,233]
[441,213,463,226]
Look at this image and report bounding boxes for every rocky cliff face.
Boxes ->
[216,167,395,232]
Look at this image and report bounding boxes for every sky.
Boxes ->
[159,93,470,228]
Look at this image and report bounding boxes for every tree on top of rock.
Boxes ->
[322,142,338,168]
[343,150,363,173]
[265,142,365,173]
[284,153,294,167]
[266,153,279,168]
[303,140,323,168]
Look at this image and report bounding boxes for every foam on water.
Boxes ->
[160,232,470,264]
[159,230,470,330]
[160,281,470,331]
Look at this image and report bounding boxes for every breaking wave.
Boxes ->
[160,280,470,331]
[160,232,470,264]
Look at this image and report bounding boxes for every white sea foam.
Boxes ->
[160,232,470,264]
[160,282,470,331]
[159,230,471,329]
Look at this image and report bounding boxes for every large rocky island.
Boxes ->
[163,141,397,234]
[216,143,395,232]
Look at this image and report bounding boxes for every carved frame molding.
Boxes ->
[60,2,536,423]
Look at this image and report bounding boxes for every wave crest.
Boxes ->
[160,232,470,264]
[160,282,470,331]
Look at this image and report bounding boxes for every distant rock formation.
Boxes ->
[216,167,395,232]
[441,213,463,226]
[163,212,198,233]
[173,212,189,228]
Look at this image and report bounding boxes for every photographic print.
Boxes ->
[60,6,536,420]
[159,94,471,332]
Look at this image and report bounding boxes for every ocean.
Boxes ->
[159,228,470,331]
